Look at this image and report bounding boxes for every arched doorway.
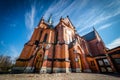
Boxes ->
[69,52,82,72]
[34,47,45,73]
[77,53,82,72]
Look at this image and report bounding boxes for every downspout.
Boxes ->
[51,30,57,73]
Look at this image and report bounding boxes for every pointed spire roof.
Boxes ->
[92,26,100,37]
[38,16,44,26]
[93,26,96,31]
[47,14,53,25]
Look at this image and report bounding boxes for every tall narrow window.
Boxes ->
[43,34,48,42]
[40,31,43,37]
[39,31,43,40]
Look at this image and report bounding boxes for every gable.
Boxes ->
[61,17,75,29]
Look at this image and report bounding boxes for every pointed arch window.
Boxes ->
[43,34,48,42]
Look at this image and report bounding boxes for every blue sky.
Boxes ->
[0,0,120,59]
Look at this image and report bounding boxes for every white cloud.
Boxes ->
[25,4,36,40]
[25,5,36,30]
[41,0,120,37]
[44,0,67,17]
[44,0,69,23]
[58,0,88,17]
[98,23,112,31]
[44,0,88,25]
[76,0,120,34]
[107,37,120,49]
[43,0,120,34]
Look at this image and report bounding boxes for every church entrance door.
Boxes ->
[34,48,44,73]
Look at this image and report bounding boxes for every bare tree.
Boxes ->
[0,55,13,73]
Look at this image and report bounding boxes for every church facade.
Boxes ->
[13,16,120,73]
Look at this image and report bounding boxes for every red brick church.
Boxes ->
[13,16,120,73]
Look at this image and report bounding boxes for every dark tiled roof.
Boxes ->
[82,31,96,41]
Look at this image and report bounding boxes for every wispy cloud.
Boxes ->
[44,0,120,35]
[107,37,120,49]
[23,0,120,40]
[76,0,120,34]
[25,3,37,40]
[98,23,112,31]
[98,19,120,31]
[44,0,88,25]
[44,0,65,18]
[25,5,36,30]
[44,0,70,23]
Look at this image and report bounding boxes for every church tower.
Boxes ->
[13,15,56,73]
[13,15,110,73]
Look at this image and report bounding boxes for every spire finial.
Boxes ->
[93,26,96,31]
[48,14,53,24]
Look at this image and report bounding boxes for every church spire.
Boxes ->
[93,26,96,31]
[48,14,53,25]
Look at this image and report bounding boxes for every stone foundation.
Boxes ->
[83,69,92,72]
[12,67,25,73]
[24,67,34,73]
[53,68,71,73]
